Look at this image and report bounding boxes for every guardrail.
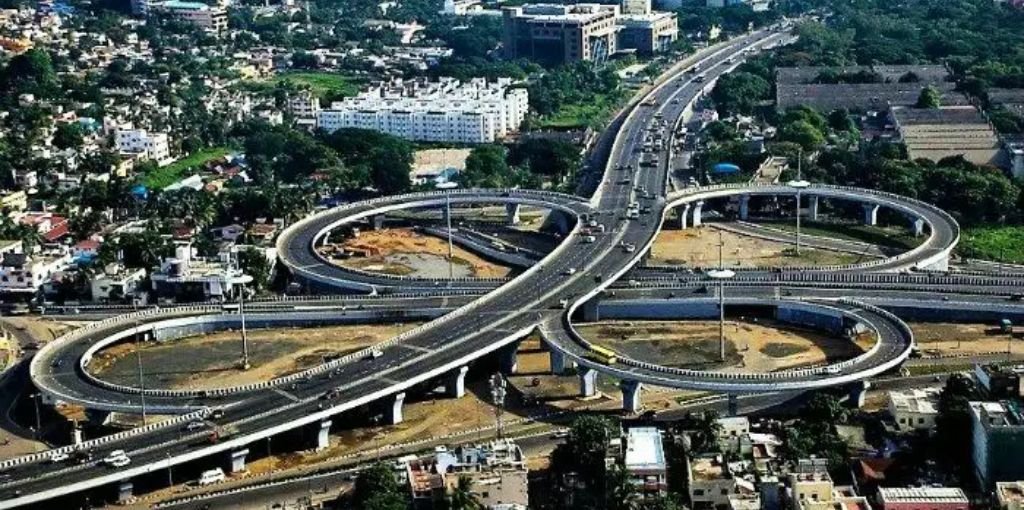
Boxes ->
[0,407,212,471]
[664,182,960,272]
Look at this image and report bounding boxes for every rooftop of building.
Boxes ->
[505,3,618,22]
[971,400,1024,428]
[998,481,1024,504]
[624,427,666,472]
[775,65,951,85]
[691,456,727,481]
[892,105,990,126]
[888,387,941,414]
[877,487,969,504]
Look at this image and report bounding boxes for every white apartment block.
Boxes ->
[133,0,228,31]
[287,91,321,119]
[317,77,529,144]
[115,129,171,164]
[0,251,70,294]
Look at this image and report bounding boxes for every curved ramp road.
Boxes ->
[0,25,991,509]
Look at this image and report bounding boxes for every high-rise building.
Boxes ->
[502,4,621,64]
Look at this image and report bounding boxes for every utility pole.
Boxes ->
[707,231,735,363]
[136,320,147,426]
[446,193,454,280]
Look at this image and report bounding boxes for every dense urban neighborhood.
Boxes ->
[0,0,1023,509]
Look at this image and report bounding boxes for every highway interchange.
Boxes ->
[1,24,1022,508]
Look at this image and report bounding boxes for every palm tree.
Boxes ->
[447,475,481,510]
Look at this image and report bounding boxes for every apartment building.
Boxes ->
[115,129,171,164]
[624,427,668,497]
[618,11,678,55]
[789,458,870,510]
[317,77,528,144]
[132,0,228,31]
[971,401,1024,488]
[287,91,321,120]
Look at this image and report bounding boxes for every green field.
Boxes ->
[141,146,231,189]
[262,71,362,100]
[960,226,1024,264]
[539,92,629,129]
[763,220,921,251]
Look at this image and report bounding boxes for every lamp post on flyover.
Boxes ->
[135,320,148,426]
[787,148,809,256]
[707,231,735,362]
[445,193,454,280]
[240,285,250,370]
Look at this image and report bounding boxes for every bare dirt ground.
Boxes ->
[576,319,867,373]
[650,227,862,267]
[89,323,420,390]
[910,322,1022,356]
[322,228,512,278]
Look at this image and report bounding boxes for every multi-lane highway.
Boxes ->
[2,23,1019,508]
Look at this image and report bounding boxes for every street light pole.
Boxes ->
[446,193,454,280]
[135,321,147,426]
[31,393,41,440]
[707,231,735,363]
[788,148,809,258]
[239,284,250,370]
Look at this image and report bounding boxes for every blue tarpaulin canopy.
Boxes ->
[712,163,741,174]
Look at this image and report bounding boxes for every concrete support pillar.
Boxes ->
[505,203,521,225]
[228,448,249,474]
[372,215,385,231]
[549,348,572,375]
[582,300,600,322]
[579,368,598,398]
[862,204,879,226]
[847,381,871,409]
[117,481,134,504]
[447,366,469,398]
[727,394,739,417]
[910,217,925,237]
[315,419,332,451]
[85,409,111,426]
[809,196,819,221]
[621,380,642,414]
[386,392,406,425]
[738,195,750,221]
[72,424,83,445]
[499,342,520,375]
[678,204,691,230]
[692,201,705,227]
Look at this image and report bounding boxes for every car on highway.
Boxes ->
[581,235,596,243]
[183,420,206,432]
[563,267,576,275]
[198,468,226,486]
[49,451,69,463]
[103,450,130,467]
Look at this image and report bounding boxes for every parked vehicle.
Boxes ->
[198,468,226,486]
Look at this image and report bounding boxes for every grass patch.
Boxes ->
[539,92,628,129]
[141,146,230,189]
[760,342,808,358]
[764,220,921,251]
[960,226,1024,264]
[244,71,363,101]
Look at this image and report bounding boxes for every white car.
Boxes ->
[49,452,69,463]
[108,455,130,468]
[563,267,577,275]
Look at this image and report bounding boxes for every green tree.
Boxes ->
[53,122,86,150]
[710,71,772,116]
[778,120,825,151]
[916,85,941,109]
[605,464,640,510]
[935,374,975,474]
[461,145,509,188]
[353,462,406,510]
[446,475,482,510]
[237,247,272,292]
